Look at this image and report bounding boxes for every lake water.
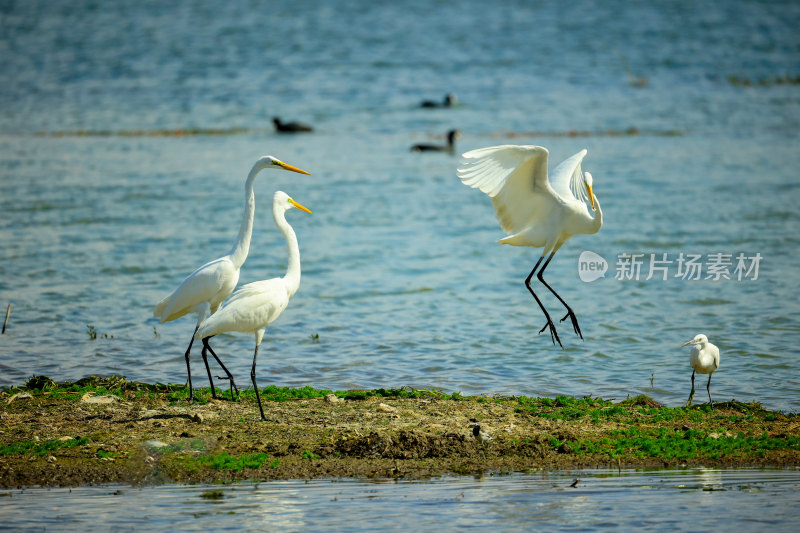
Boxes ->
[1,0,799,526]
[2,468,800,532]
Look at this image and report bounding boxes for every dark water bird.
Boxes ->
[682,334,720,408]
[411,129,461,153]
[154,156,311,402]
[273,117,313,133]
[457,146,603,348]
[420,93,457,108]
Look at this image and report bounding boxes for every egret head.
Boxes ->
[257,155,311,176]
[274,190,312,214]
[584,171,595,210]
[681,333,708,347]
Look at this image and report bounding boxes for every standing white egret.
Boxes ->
[682,334,720,408]
[154,157,311,401]
[457,145,603,347]
[194,191,311,421]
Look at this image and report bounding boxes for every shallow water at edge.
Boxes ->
[1,468,799,532]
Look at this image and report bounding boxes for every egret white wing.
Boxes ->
[458,145,553,235]
[156,257,238,322]
[196,278,289,337]
[548,149,588,205]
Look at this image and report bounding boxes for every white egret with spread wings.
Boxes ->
[457,145,603,347]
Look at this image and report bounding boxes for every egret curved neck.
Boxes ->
[228,164,264,267]
[582,197,603,235]
[275,209,301,295]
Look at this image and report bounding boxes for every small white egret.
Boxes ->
[194,191,311,421]
[411,129,461,153]
[457,145,603,347]
[154,157,310,401]
[682,334,720,408]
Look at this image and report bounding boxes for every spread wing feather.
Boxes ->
[548,148,588,205]
[457,145,553,235]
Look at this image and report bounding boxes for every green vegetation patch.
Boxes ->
[184,452,270,472]
[0,437,89,457]
[555,427,800,460]
[514,394,777,425]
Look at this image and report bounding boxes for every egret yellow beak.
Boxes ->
[587,184,595,210]
[289,198,312,214]
[277,160,311,175]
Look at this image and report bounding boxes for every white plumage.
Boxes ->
[457,145,602,347]
[682,334,721,407]
[195,191,311,421]
[154,156,310,401]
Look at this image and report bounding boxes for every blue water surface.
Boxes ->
[0,1,799,410]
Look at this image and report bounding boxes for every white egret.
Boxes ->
[457,145,603,347]
[682,334,720,407]
[194,191,311,421]
[411,129,461,153]
[154,157,311,401]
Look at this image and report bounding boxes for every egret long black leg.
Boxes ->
[525,254,562,348]
[202,338,240,401]
[686,370,696,407]
[536,251,583,340]
[706,374,713,409]
[184,326,198,402]
[199,340,219,400]
[251,344,267,421]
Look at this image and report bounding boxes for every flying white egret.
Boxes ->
[194,191,311,421]
[457,145,603,347]
[682,334,720,408]
[154,157,311,401]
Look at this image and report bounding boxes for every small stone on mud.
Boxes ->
[46,456,56,463]
[143,440,169,449]
[324,394,340,404]
[81,392,119,404]
[378,403,397,413]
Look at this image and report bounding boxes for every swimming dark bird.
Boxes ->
[273,117,313,133]
[420,93,457,108]
[411,129,461,153]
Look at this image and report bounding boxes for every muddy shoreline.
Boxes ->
[1,377,798,488]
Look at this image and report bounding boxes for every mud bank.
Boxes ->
[1,376,798,488]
